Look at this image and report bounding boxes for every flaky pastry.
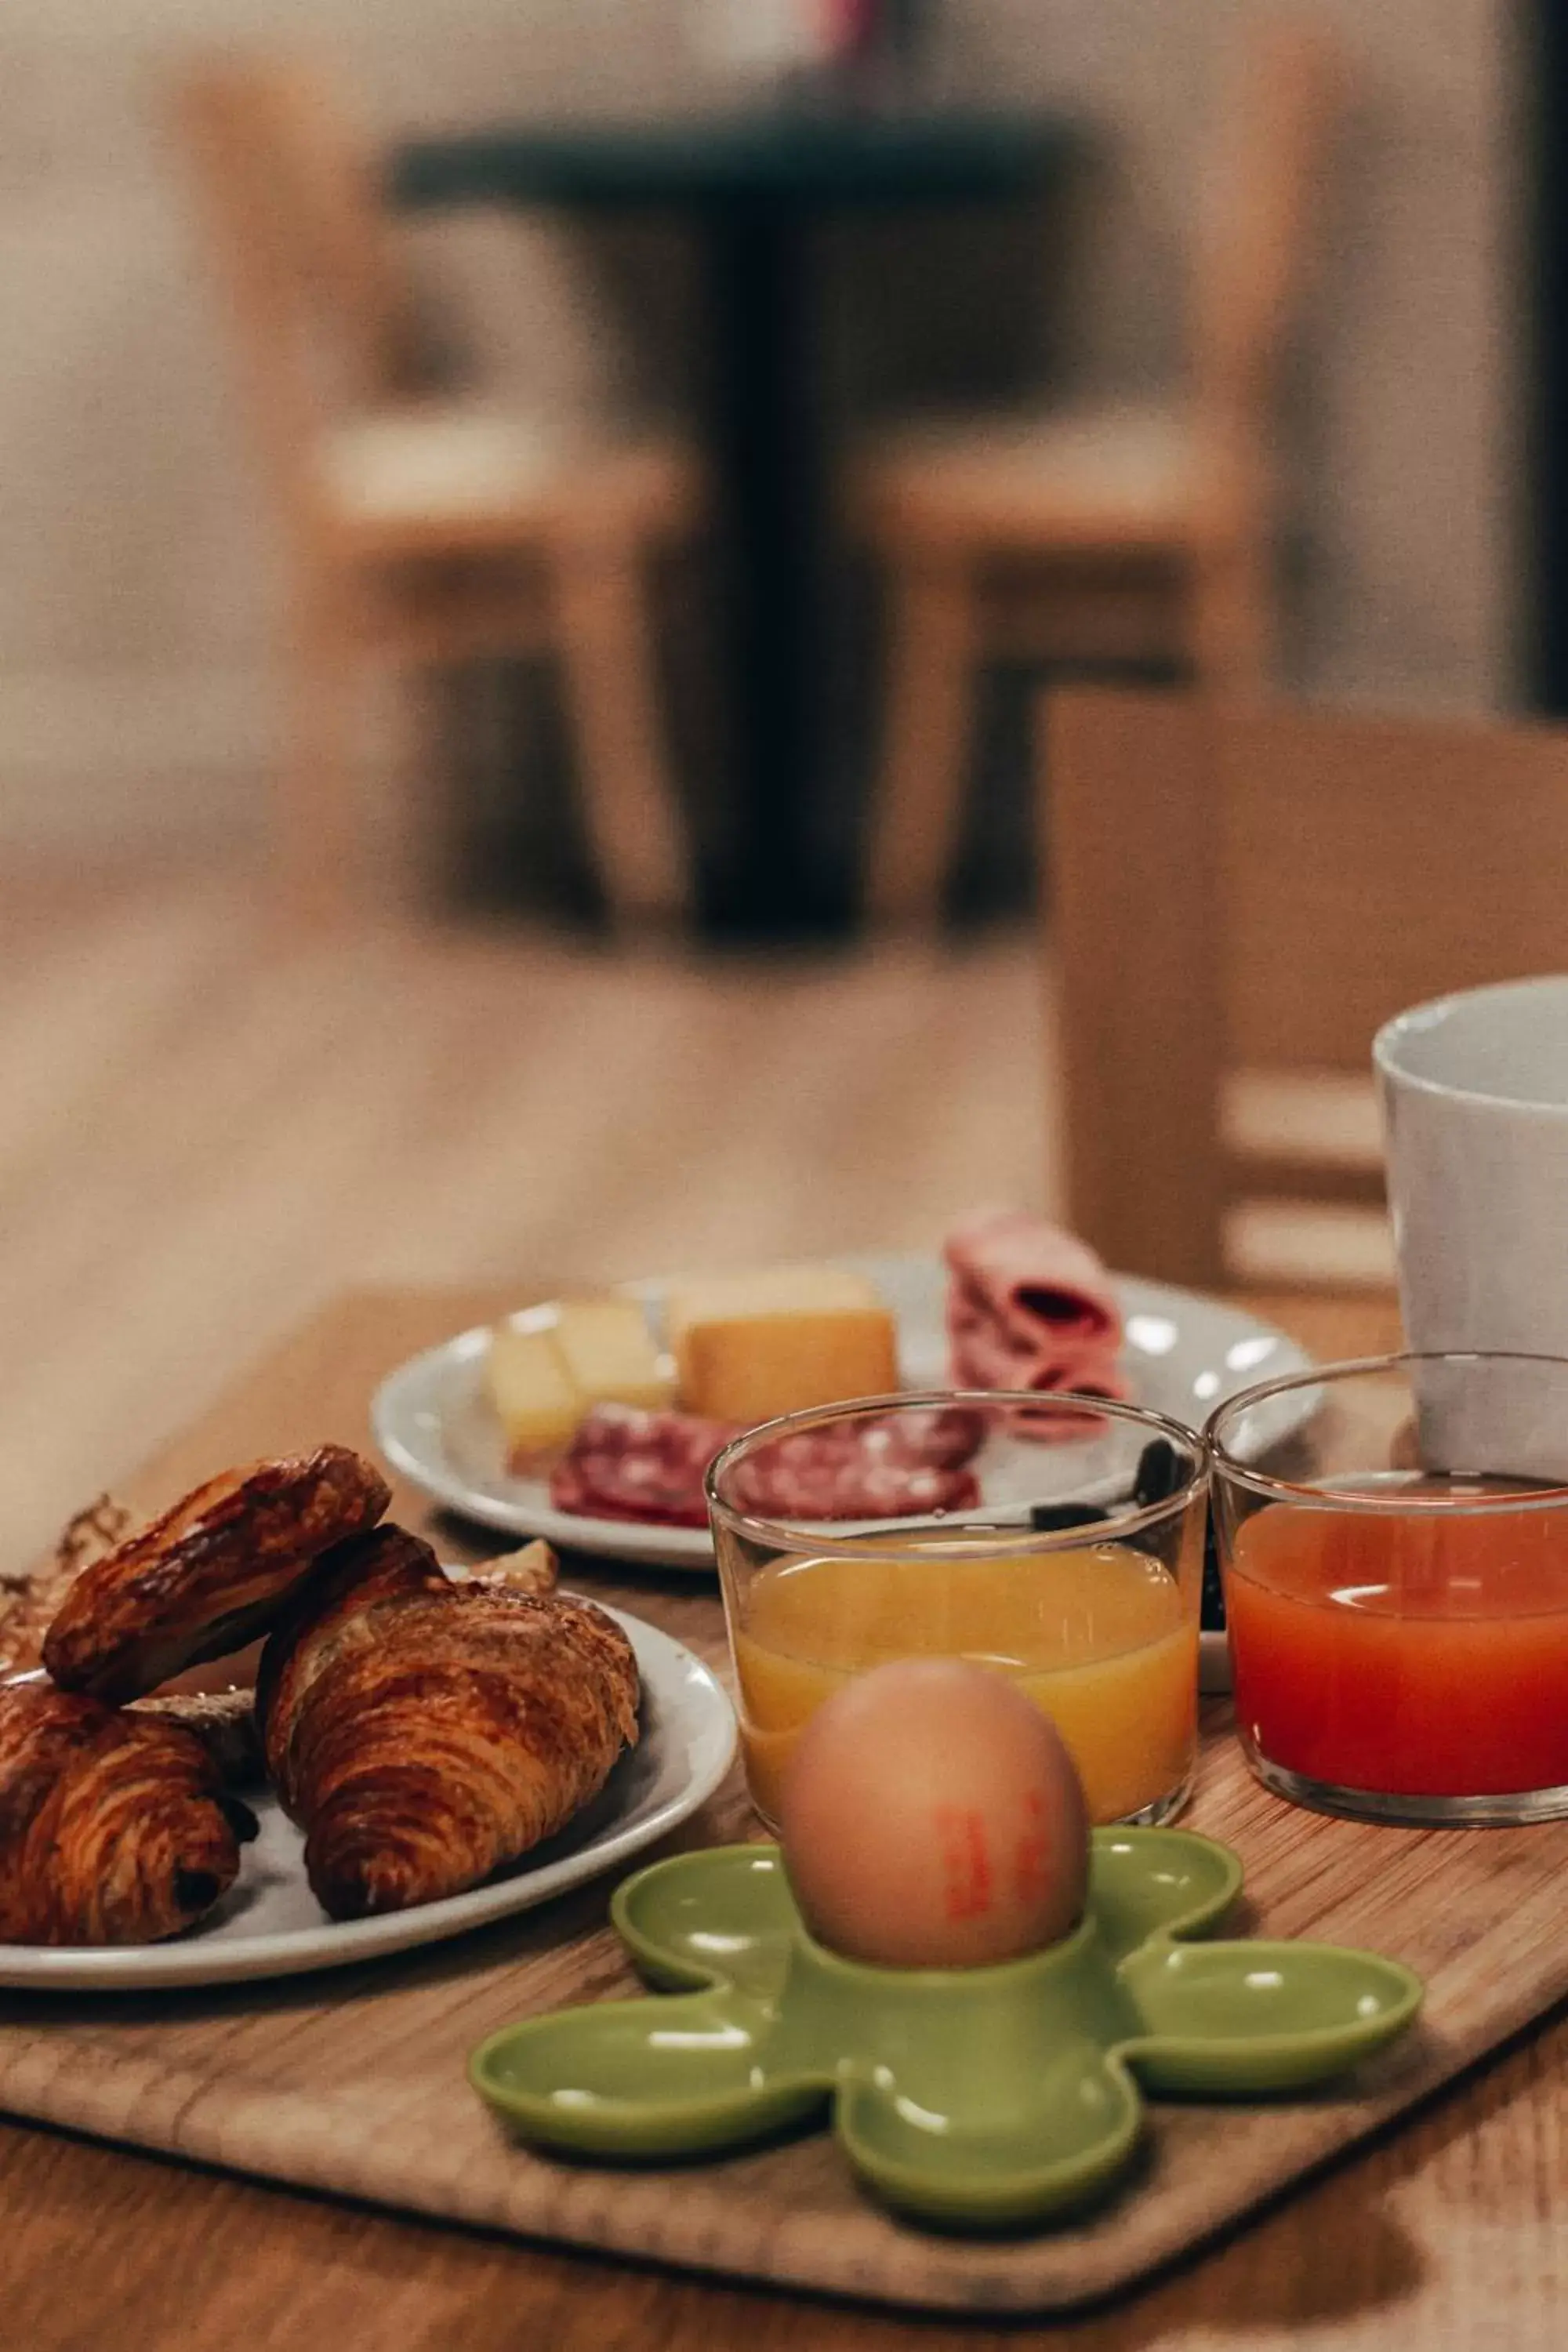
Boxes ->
[43,1445,390,1704]
[258,1525,639,1920]
[0,1680,256,1944]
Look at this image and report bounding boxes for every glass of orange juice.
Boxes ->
[1209,1352,1568,1826]
[706,1391,1207,1831]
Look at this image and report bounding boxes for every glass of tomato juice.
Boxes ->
[1207,1352,1568,1825]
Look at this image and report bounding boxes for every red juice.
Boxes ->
[1226,1483,1568,1797]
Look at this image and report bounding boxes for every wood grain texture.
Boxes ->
[0,868,1046,1576]
[4,1285,1568,2339]
[1049,686,1568,1290]
[1051,687,1229,1293]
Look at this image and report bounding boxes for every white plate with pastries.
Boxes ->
[0,1600,735,1991]
[371,1246,1314,1573]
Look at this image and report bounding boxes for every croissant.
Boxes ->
[0,1681,257,1945]
[257,1526,640,1921]
[44,1445,390,1703]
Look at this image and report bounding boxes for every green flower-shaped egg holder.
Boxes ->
[471,1829,1421,2230]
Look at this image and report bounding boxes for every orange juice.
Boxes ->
[731,1542,1198,1825]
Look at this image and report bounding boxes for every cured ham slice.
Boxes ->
[550,1403,985,1529]
[944,1209,1128,1435]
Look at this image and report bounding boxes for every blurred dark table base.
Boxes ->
[392,109,1077,938]
[432,646,1179,940]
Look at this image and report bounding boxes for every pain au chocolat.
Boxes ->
[42,1445,390,1704]
[0,1680,256,1944]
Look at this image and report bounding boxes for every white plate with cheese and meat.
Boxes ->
[371,1250,1312,1575]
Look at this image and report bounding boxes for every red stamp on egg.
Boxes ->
[1014,1787,1051,1905]
[933,1805,994,1919]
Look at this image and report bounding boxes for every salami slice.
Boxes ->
[550,1406,740,1528]
[724,1406,985,1523]
[550,1403,986,1529]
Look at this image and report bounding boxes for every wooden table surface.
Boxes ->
[3,1286,1565,2352]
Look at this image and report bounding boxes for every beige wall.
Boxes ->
[0,0,1521,852]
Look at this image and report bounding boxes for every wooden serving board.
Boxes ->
[2,1285,1565,2320]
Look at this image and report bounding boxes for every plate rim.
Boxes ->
[0,1602,736,1992]
[370,1254,1315,1573]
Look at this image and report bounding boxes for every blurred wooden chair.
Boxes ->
[1047,686,1568,1291]
[854,16,1341,923]
[172,58,701,927]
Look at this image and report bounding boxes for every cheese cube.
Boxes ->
[678,1309,900,1423]
[665,1265,898,1422]
[485,1326,583,1462]
[549,1298,673,1414]
[665,1264,884,1350]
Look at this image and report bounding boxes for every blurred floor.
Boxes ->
[0,859,1390,1570]
[0,861,1047,1566]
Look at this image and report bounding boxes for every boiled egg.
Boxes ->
[777,1657,1090,1970]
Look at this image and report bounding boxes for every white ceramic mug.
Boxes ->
[1376,975,1568,1476]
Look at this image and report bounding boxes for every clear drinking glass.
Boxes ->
[1208,1352,1568,1826]
[706,1390,1207,1831]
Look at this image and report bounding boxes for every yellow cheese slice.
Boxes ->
[485,1325,583,1462]
[678,1308,899,1422]
[550,1298,674,1414]
[666,1265,881,1359]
